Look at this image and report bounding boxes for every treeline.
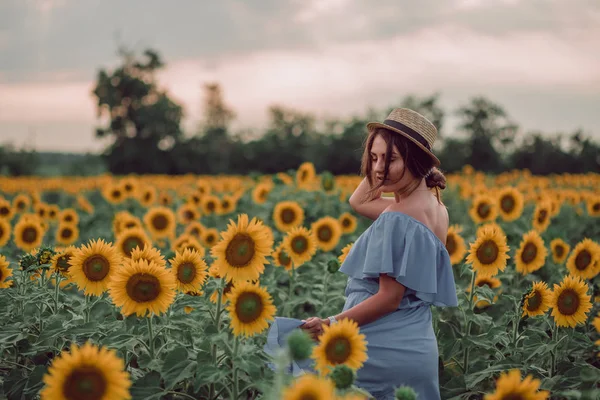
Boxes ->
[2,48,599,176]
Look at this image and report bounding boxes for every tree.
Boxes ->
[92,48,184,174]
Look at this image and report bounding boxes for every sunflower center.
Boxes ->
[57,255,71,272]
[126,273,161,303]
[557,289,580,316]
[259,190,267,200]
[235,292,263,323]
[16,201,26,210]
[575,250,592,270]
[291,236,308,255]
[206,234,215,244]
[500,195,515,213]
[223,200,230,208]
[184,210,194,221]
[500,394,525,400]
[207,201,215,211]
[325,336,351,364]
[225,234,255,267]
[63,365,107,400]
[124,184,133,192]
[152,214,169,230]
[112,189,121,199]
[537,209,548,223]
[177,262,197,283]
[298,393,318,400]
[521,242,538,264]
[278,250,291,266]
[22,226,38,244]
[281,208,296,224]
[317,226,332,242]
[477,279,492,287]
[593,202,600,212]
[446,235,457,255]
[554,245,565,257]
[526,290,542,311]
[477,203,491,218]
[476,240,499,265]
[342,218,351,227]
[144,192,151,201]
[0,206,9,216]
[64,215,74,222]
[0,225,4,238]
[61,227,73,239]
[83,255,110,281]
[123,237,144,257]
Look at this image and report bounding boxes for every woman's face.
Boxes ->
[370,134,412,192]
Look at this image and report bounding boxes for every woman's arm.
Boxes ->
[348,177,395,220]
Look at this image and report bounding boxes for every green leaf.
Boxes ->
[3,368,27,400]
[130,371,164,400]
[23,365,47,400]
[580,365,600,383]
[0,327,25,346]
[161,346,198,390]
[35,320,66,343]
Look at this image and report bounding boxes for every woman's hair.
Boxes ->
[360,127,446,203]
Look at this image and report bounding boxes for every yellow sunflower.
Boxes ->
[312,318,368,376]
[227,281,276,337]
[219,194,237,215]
[12,194,30,213]
[0,218,11,247]
[282,226,318,268]
[296,161,316,189]
[469,194,498,224]
[143,206,176,239]
[465,224,510,278]
[47,204,60,221]
[550,275,592,328]
[169,248,209,292]
[467,275,502,308]
[272,243,293,271]
[55,222,79,246]
[14,217,45,252]
[484,369,549,400]
[338,212,357,235]
[550,239,570,264]
[338,242,353,264]
[273,201,305,232]
[158,191,173,207]
[0,198,14,221]
[311,216,343,252]
[209,278,235,304]
[281,373,335,400]
[108,258,176,317]
[184,221,205,239]
[130,245,166,268]
[446,225,467,265]
[41,341,131,400]
[201,228,220,248]
[515,230,547,276]
[593,313,600,334]
[251,182,273,205]
[210,214,273,282]
[0,255,13,288]
[59,208,80,225]
[103,183,126,205]
[585,194,600,217]
[138,185,157,207]
[69,239,122,296]
[522,281,553,318]
[51,246,77,275]
[200,194,222,215]
[565,238,600,280]
[496,187,525,222]
[115,227,152,258]
[532,201,552,233]
[176,203,200,225]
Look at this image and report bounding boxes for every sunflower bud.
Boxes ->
[320,171,336,192]
[286,329,314,361]
[37,246,56,266]
[19,253,38,272]
[329,364,355,389]
[395,385,417,400]
[327,258,340,274]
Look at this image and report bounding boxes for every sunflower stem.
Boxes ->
[209,282,224,400]
[231,336,240,400]
[549,322,559,377]
[511,299,520,348]
[462,269,476,374]
[286,263,296,317]
[53,271,61,314]
[147,316,156,359]
[84,295,90,324]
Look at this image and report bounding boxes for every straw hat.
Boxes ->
[366,108,440,166]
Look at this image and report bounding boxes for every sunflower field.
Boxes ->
[0,163,599,400]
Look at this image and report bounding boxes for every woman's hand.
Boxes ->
[299,317,329,341]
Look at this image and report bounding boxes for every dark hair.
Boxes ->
[360,127,446,203]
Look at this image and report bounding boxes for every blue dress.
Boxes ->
[264,211,458,400]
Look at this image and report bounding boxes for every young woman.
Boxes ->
[265,108,458,400]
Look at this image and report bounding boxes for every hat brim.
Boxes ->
[366,122,441,167]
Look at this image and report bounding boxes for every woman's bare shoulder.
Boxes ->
[384,196,448,242]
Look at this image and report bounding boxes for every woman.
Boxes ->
[264,108,458,400]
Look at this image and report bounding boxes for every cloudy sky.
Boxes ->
[0,0,599,153]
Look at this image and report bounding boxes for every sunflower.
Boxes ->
[34,202,48,219]
[532,201,552,233]
[158,191,173,206]
[200,194,222,215]
[176,203,200,225]
[550,275,593,328]
[130,246,166,268]
[515,230,547,276]
[14,217,45,252]
[312,318,368,375]
[522,281,552,317]
[484,369,549,400]
[296,161,316,189]
[338,242,353,264]
[196,179,212,196]
[210,214,273,282]
[273,201,305,233]
[138,185,157,207]
[169,248,209,292]
[586,194,600,217]
[69,239,122,296]
[184,221,205,239]
[171,234,206,257]
[251,182,273,205]
[465,224,510,278]
[76,195,95,214]
[446,225,467,265]
[469,194,498,224]
[565,238,600,280]
[12,194,30,213]
[496,187,524,222]
[0,218,11,247]
[272,243,293,270]
[55,223,80,246]
[338,212,357,235]
[115,228,152,258]
[281,373,335,400]
[550,239,570,264]
[59,208,80,225]
[467,275,502,308]
[219,194,237,215]
[51,246,77,275]
[201,228,220,248]
[143,207,176,239]
[103,183,126,205]
[210,278,235,304]
[311,216,343,252]
[119,177,139,198]
[593,313,600,334]
[108,258,176,317]
[0,255,13,288]
[0,198,14,221]
[282,226,318,268]
[40,341,131,400]
[227,281,276,337]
